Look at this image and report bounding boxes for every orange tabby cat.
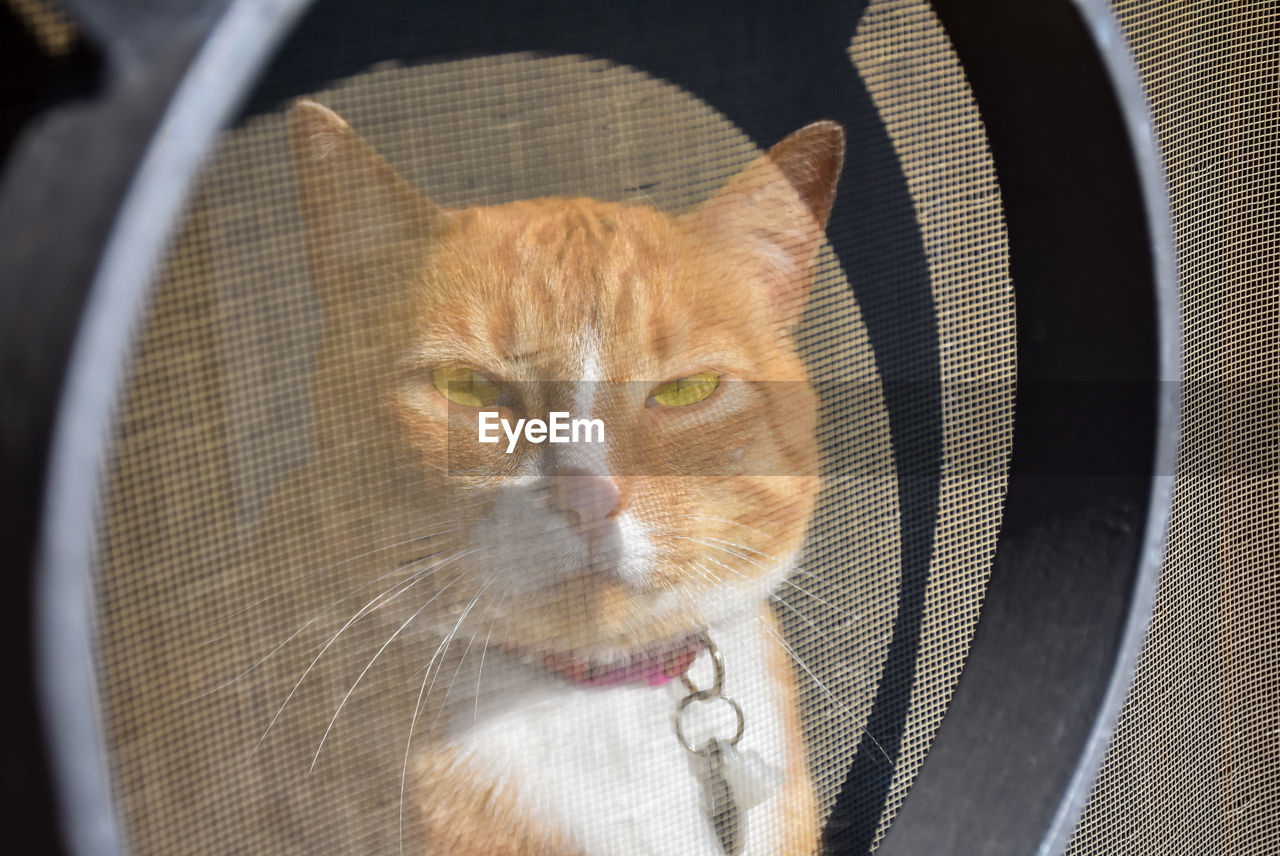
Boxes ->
[282,98,843,855]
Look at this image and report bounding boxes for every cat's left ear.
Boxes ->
[689,121,845,330]
[288,99,450,308]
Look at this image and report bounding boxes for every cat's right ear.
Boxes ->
[684,121,844,332]
[288,99,448,304]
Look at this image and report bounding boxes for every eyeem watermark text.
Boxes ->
[478,411,605,453]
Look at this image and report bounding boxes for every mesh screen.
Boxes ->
[91,2,1013,853]
[4,0,76,56]
[1069,3,1280,854]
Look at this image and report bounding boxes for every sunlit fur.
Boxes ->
[276,99,844,854]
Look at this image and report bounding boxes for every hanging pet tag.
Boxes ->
[675,632,752,855]
[699,738,742,855]
[719,742,785,813]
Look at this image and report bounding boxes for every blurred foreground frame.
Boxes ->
[1,0,1175,855]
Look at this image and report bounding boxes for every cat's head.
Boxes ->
[288,100,842,658]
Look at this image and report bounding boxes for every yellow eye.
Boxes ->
[432,366,501,407]
[651,372,721,407]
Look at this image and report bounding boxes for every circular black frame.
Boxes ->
[0,0,1176,853]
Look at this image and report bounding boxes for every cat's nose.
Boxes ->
[548,468,626,529]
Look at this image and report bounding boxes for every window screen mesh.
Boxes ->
[90,1,1014,852]
[1069,2,1280,854]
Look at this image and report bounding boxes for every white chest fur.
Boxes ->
[446,613,792,855]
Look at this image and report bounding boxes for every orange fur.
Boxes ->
[283,99,844,854]
[760,602,821,855]
[415,749,582,856]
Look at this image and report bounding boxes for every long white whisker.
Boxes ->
[791,566,869,606]
[188,551,452,703]
[770,591,843,654]
[211,521,467,629]
[430,624,483,736]
[398,581,490,854]
[681,514,772,537]
[755,615,892,768]
[688,561,723,585]
[474,588,508,727]
[427,580,500,738]
[700,554,750,580]
[252,548,476,756]
[399,658,434,856]
[755,616,844,712]
[669,534,771,569]
[695,535,776,558]
[779,577,857,620]
[309,561,479,770]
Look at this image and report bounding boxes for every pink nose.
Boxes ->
[548,468,623,529]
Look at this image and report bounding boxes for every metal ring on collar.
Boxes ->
[675,693,746,754]
[680,631,726,701]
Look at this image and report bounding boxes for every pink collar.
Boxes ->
[540,637,702,687]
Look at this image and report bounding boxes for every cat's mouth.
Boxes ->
[504,635,702,688]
